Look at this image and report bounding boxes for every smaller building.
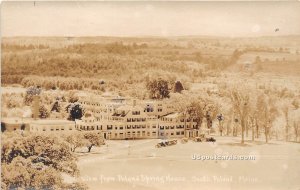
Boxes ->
[30,119,75,133]
[1,117,32,132]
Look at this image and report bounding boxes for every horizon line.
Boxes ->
[3,34,300,39]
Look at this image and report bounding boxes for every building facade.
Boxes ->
[75,93,201,140]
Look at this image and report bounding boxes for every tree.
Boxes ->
[293,120,300,142]
[283,106,290,141]
[205,103,219,130]
[39,105,49,119]
[173,81,184,93]
[24,86,42,105]
[1,133,85,190]
[217,113,224,136]
[67,103,84,121]
[146,78,170,99]
[51,101,61,112]
[66,132,85,152]
[187,101,205,130]
[256,94,278,143]
[230,89,250,144]
[83,132,105,152]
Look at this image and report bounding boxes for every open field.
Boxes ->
[76,137,300,190]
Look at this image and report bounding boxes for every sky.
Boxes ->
[1,1,300,37]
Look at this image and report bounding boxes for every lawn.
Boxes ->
[76,136,300,190]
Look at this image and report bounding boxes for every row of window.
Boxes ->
[126,118,146,122]
[77,125,189,131]
[126,125,147,129]
[161,118,197,122]
[31,126,73,131]
[159,125,185,130]
[160,131,185,136]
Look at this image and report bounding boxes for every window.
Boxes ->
[132,111,140,115]
[176,132,180,135]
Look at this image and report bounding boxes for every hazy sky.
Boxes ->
[2,1,300,37]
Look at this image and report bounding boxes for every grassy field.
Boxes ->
[76,137,300,190]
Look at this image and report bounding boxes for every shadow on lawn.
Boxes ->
[75,151,103,157]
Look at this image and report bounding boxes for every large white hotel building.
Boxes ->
[75,92,204,140]
[1,92,208,140]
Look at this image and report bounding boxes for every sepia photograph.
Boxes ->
[1,1,300,190]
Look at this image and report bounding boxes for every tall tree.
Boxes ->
[66,103,84,121]
[283,106,290,141]
[217,113,225,136]
[230,89,250,144]
[257,94,278,143]
[146,78,170,99]
[173,81,184,93]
